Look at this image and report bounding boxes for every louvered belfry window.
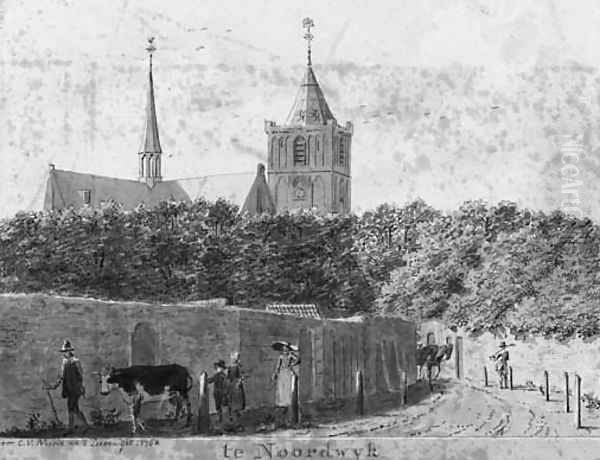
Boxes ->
[339,136,345,166]
[293,136,307,165]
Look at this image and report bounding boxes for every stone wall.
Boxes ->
[0,294,240,430]
[239,310,417,411]
[0,294,417,430]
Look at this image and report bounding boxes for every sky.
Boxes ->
[2,0,600,219]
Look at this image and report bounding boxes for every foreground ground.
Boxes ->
[4,371,600,438]
[277,373,600,438]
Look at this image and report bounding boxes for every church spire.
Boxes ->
[285,19,336,126]
[139,37,163,186]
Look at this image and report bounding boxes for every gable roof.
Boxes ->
[265,304,321,319]
[43,167,255,211]
[240,163,276,215]
[285,65,336,126]
[174,172,255,206]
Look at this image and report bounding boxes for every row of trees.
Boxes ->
[1,197,598,338]
[376,201,600,339]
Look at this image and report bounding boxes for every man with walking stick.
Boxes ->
[490,341,510,389]
[44,340,89,435]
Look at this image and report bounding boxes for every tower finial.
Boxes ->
[302,17,314,66]
[146,36,156,68]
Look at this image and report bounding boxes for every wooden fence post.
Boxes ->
[564,372,570,413]
[544,370,550,402]
[291,373,300,425]
[403,370,409,405]
[356,370,364,415]
[575,374,582,429]
[509,366,513,390]
[483,366,488,387]
[196,371,210,434]
[455,337,463,380]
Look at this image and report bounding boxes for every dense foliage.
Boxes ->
[0,198,388,314]
[376,201,600,339]
[1,198,599,337]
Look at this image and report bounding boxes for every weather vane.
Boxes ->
[145,36,156,66]
[302,17,314,66]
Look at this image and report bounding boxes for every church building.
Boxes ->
[264,18,353,214]
[41,20,353,216]
[42,37,257,213]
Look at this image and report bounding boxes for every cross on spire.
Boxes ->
[302,17,314,66]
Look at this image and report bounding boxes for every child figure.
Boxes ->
[208,360,229,423]
[227,352,246,419]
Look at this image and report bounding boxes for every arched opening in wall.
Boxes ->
[293,136,307,165]
[282,137,288,168]
[270,137,277,168]
[426,332,436,345]
[131,322,159,366]
[339,136,345,166]
[339,179,345,212]
[312,177,324,210]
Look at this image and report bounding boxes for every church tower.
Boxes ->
[138,37,163,187]
[265,18,353,214]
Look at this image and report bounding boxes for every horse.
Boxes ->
[416,343,454,389]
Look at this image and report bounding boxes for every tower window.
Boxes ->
[80,189,91,205]
[339,137,345,166]
[293,136,307,165]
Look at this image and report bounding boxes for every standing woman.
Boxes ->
[272,342,300,425]
[227,352,246,419]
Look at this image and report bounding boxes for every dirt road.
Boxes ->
[282,376,600,438]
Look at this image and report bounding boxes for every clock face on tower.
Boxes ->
[308,108,320,123]
[295,184,306,200]
[292,177,307,201]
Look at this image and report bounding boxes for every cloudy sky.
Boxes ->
[2,0,600,218]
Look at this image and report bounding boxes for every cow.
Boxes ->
[98,364,193,433]
[416,344,454,389]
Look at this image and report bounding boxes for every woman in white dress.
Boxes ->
[272,342,300,424]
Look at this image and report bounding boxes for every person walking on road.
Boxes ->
[45,340,89,434]
[490,341,510,389]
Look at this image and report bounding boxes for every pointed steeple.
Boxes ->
[139,37,163,186]
[285,18,336,126]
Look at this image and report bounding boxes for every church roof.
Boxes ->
[240,163,276,216]
[285,65,336,126]
[140,44,162,154]
[43,167,255,211]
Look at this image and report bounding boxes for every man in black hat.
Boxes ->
[208,360,229,423]
[491,341,510,389]
[46,340,89,433]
